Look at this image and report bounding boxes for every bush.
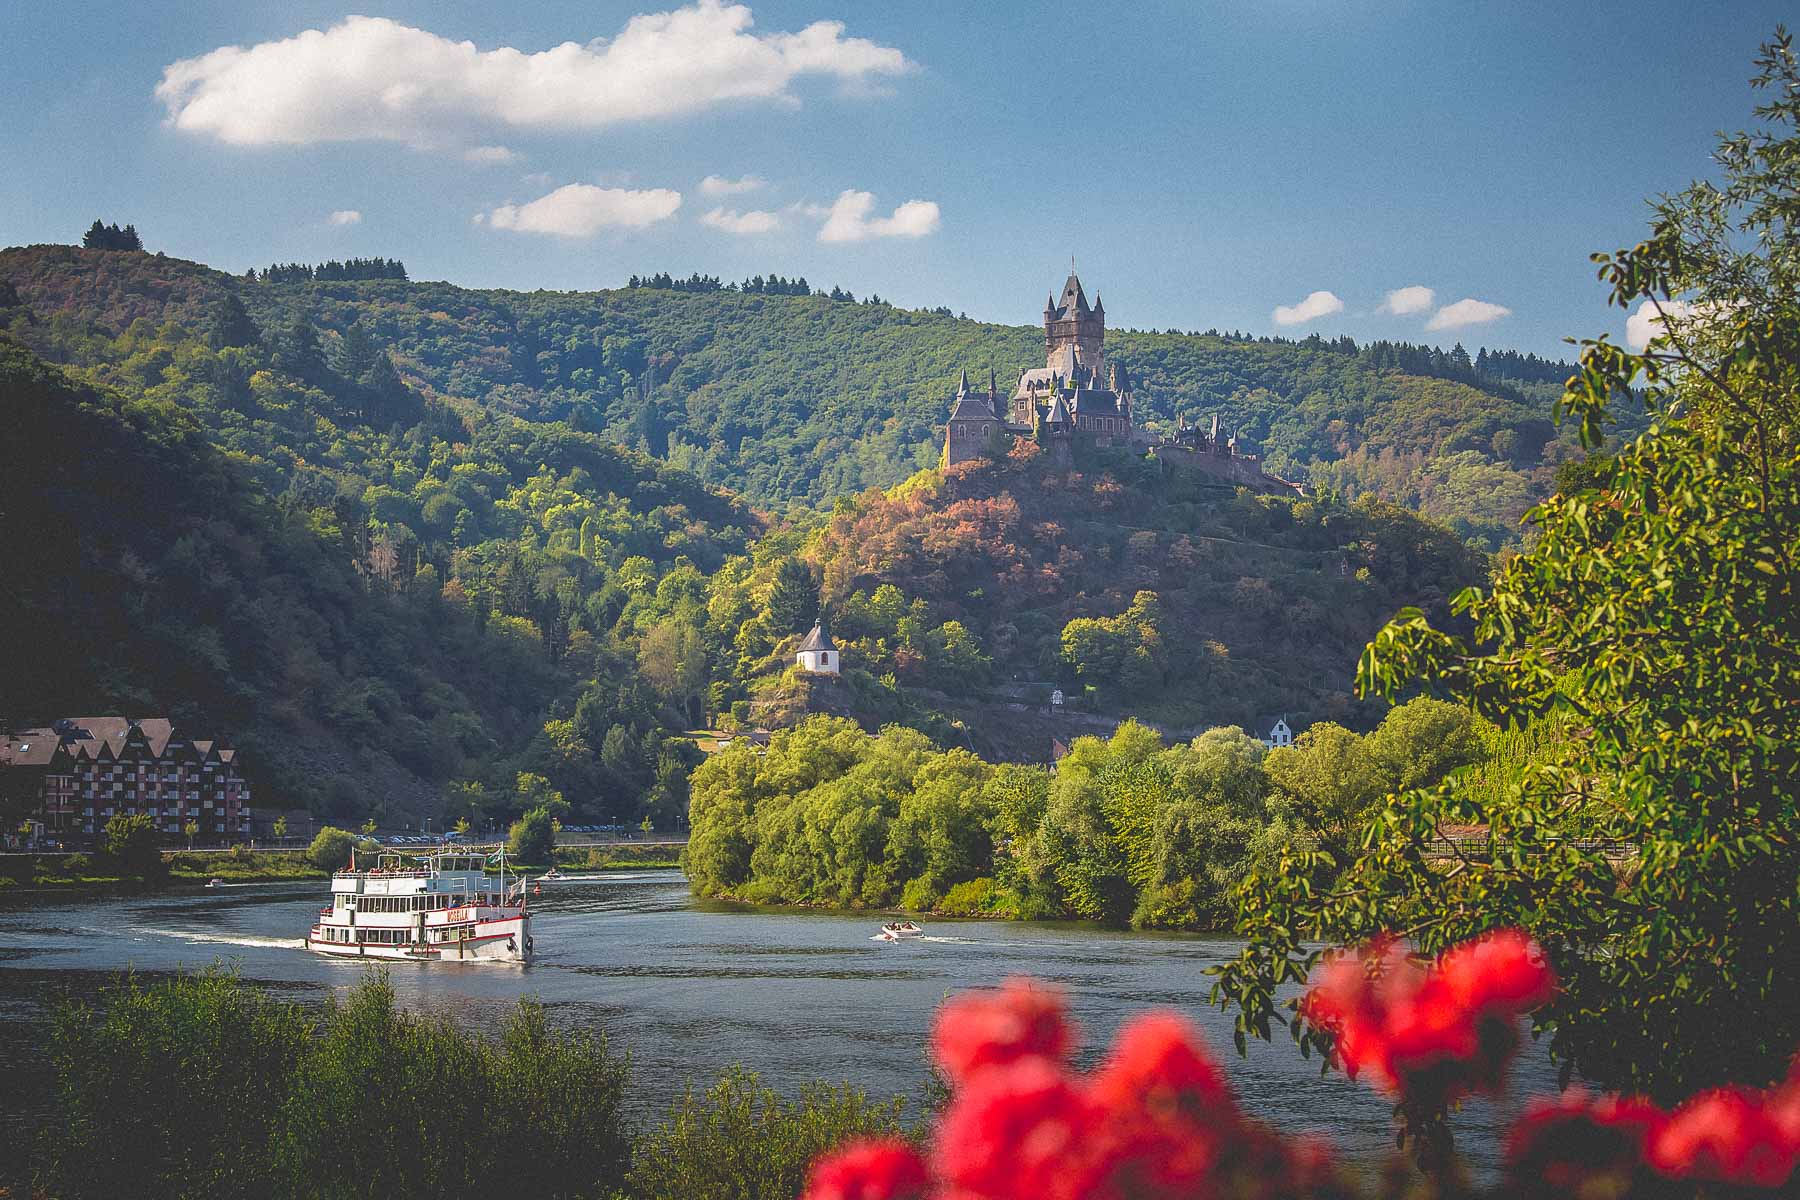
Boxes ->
[42,970,311,1199]
[629,1066,907,1200]
[937,877,1008,917]
[274,976,631,1200]
[61,852,91,876]
[899,876,941,912]
[306,826,358,872]
[508,807,555,864]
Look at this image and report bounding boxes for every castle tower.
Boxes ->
[1044,272,1104,378]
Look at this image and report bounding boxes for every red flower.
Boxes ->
[802,1138,929,1200]
[1300,930,1555,1105]
[933,1057,1110,1200]
[1504,1089,1665,1198]
[1435,929,1555,1017]
[931,977,1077,1088]
[1085,1013,1235,1199]
[1090,1012,1233,1122]
[1648,1086,1798,1188]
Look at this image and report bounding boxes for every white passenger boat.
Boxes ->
[307,849,532,963]
[876,920,923,941]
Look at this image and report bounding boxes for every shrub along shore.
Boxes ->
[22,970,906,1200]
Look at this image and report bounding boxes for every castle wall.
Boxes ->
[1150,444,1304,495]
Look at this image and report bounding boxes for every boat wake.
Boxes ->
[868,934,979,945]
[128,926,305,950]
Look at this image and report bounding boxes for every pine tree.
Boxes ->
[206,293,261,350]
[766,558,818,634]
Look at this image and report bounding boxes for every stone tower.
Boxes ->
[1043,272,1105,380]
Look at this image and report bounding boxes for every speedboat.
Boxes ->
[204,878,225,889]
[876,920,923,941]
[539,868,564,881]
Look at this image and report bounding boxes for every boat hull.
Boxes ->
[306,914,532,963]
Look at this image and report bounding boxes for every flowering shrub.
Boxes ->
[800,930,1800,1200]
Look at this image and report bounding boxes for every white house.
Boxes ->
[1260,717,1293,749]
[795,622,840,676]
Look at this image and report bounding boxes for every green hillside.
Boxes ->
[0,319,754,827]
[787,440,1486,743]
[2,245,1608,549]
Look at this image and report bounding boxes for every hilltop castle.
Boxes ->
[942,272,1302,496]
[945,272,1135,466]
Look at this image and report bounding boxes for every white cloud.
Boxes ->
[701,174,765,196]
[815,189,939,242]
[483,184,682,237]
[701,206,780,234]
[464,144,518,165]
[1427,297,1512,331]
[1271,290,1344,327]
[327,209,362,226]
[1624,297,1727,351]
[1380,285,1435,316]
[154,3,911,149]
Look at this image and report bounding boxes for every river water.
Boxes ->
[0,870,1556,1178]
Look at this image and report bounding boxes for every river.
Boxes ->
[0,869,1556,1179]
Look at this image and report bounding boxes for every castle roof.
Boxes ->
[1045,393,1074,426]
[948,393,1002,423]
[1068,389,1122,416]
[797,622,837,653]
[1050,273,1093,321]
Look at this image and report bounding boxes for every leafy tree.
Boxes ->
[514,772,569,821]
[508,806,556,864]
[101,813,164,880]
[638,617,707,716]
[1214,29,1800,1103]
[306,826,359,872]
[272,815,288,840]
[1363,696,1485,792]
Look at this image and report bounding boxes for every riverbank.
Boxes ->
[0,849,326,892]
[548,843,684,871]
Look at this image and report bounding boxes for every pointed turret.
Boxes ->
[1058,273,1090,316]
[956,368,970,397]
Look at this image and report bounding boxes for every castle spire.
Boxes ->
[956,368,970,397]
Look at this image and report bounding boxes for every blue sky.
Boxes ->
[2,0,1788,357]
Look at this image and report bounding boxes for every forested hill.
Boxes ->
[3,244,1597,548]
[787,443,1487,742]
[0,302,759,827]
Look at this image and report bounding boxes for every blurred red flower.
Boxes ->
[801,1137,930,1200]
[933,1057,1109,1200]
[930,977,1077,1088]
[1504,1088,1666,1198]
[1648,1086,1798,1189]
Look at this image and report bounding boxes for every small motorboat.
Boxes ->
[205,878,225,889]
[876,920,923,941]
[539,868,564,882]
